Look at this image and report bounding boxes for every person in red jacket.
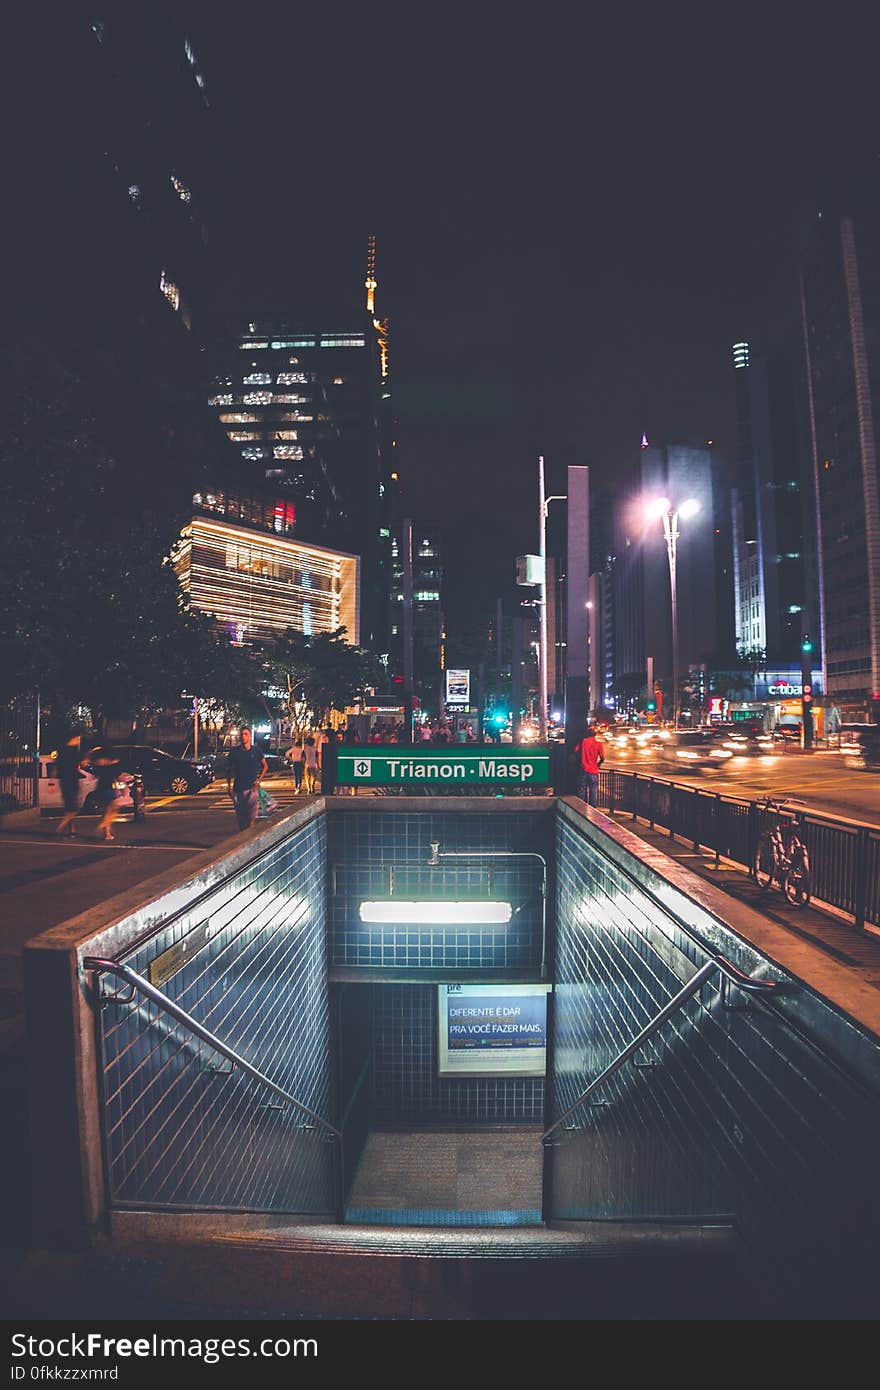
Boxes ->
[577,724,605,806]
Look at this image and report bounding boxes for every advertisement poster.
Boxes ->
[437,984,551,1077]
[445,668,470,705]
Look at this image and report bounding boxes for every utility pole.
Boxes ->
[801,622,814,750]
[402,517,414,744]
[538,456,569,743]
[512,612,523,744]
[538,456,549,742]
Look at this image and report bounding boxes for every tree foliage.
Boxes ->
[270,627,382,731]
[0,338,263,729]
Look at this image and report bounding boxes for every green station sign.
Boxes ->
[335,745,551,786]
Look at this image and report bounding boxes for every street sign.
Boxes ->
[335,745,551,786]
[516,555,544,587]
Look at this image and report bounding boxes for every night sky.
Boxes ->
[189,4,876,625]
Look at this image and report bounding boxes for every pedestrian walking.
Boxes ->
[285,740,305,794]
[129,771,147,822]
[55,732,87,837]
[226,727,268,831]
[302,735,320,793]
[92,749,123,841]
[576,723,606,807]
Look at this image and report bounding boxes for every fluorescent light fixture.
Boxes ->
[359,901,512,925]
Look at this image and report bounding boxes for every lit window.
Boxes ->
[242,447,269,460]
[272,394,309,405]
[415,590,440,602]
[332,377,345,385]
[128,184,142,208]
[218,413,262,424]
[242,391,273,405]
[274,445,304,459]
[239,340,268,349]
[209,393,234,406]
[170,173,192,204]
[159,270,180,311]
[271,338,315,348]
[243,373,272,385]
[319,335,365,347]
[379,527,390,537]
[276,372,308,385]
[229,431,262,442]
[271,430,299,441]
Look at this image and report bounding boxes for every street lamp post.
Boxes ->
[538,455,567,743]
[646,497,700,729]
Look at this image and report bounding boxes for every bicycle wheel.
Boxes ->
[754,837,774,890]
[784,868,811,907]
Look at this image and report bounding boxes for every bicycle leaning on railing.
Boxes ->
[753,797,811,906]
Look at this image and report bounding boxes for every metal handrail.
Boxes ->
[542,954,786,1143]
[84,957,342,1141]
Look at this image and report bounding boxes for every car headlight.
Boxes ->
[709,749,732,759]
[676,750,700,759]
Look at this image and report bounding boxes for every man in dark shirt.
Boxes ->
[226,728,268,831]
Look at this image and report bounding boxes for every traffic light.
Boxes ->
[801,635,813,655]
[646,699,657,713]
[494,711,507,726]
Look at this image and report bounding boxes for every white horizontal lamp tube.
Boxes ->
[359,901,513,925]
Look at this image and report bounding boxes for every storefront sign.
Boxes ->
[438,984,551,1077]
[336,746,551,785]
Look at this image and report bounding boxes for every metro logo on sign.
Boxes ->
[353,758,372,778]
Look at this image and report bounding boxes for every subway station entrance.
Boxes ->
[21,785,880,1317]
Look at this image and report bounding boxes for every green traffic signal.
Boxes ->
[801,636,813,654]
[646,700,657,712]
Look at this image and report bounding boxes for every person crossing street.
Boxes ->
[226,727,268,831]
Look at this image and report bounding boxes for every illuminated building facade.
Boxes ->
[174,516,359,649]
[207,312,395,653]
[799,200,880,719]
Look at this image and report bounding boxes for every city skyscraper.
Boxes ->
[799,199,880,720]
[205,255,396,653]
[730,340,819,665]
[12,5,224,516]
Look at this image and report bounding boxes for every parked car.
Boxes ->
[38,755,134,812]
[86,745,214,795]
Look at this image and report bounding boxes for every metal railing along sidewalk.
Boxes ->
[596,769,880,935]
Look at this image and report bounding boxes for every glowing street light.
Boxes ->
[645,497,700,728]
